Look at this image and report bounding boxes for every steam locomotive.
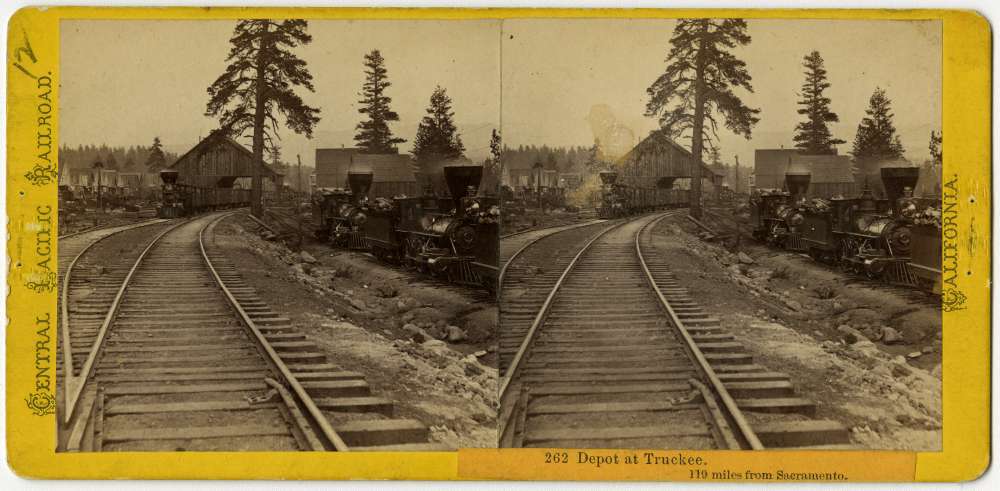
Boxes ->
[156,168,252,218]
[749,166,942,293]
[596,170,690,218]
[312,172,372,250]
[317,165,500,291]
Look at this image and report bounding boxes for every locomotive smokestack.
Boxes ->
[598,170,618,185]
[443,165,483,208]
[159,168,179,185]
[880,166,920,215]
[347,171,373,203]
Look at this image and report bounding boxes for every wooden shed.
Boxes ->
[616,130,722,190]
[169,131,280,189]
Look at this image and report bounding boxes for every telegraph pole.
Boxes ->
[734,155,740,194]
[296,154,303,199]
[296,154,304,249]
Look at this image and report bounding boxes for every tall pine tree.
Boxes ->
[145,136,166,173]
[584,138,607,172]
[793,51,845,154]
[645,19,760,218]
[355,50,405,154]
[412,86,464,161]
[851,87,905,162]
[206,19,321,216]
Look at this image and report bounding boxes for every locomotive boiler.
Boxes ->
[312,171,372,249]
[361,165,499,290]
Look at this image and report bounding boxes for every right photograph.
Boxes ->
[498,18,942,451]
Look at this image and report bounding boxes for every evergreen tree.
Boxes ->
[584,138,607,172]
[929,130,942,165]
[355,49,405,153]
[793,51,845,154]
[851,87,905,162]
[269,144,285,172]
[206,19,321,216]
[412,86,464,160]
[124,158,136,171]
[105,153,119,170]
[145,137,166,173]
[645,18,760,218]
[479,129,502,195]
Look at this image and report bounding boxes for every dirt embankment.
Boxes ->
[212,215,497,449]
[651,214,942,451]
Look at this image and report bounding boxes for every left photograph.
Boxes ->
[56,19,500,452]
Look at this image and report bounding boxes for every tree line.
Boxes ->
[58,137,177,174]
[501,144,592,173]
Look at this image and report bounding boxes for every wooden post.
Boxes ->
[734,155,740,195]
[296,154,304,249]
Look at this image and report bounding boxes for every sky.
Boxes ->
[61,18,940,169]
[60,19,502,165]
[501,18,942,167]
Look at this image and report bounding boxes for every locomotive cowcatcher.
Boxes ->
[312,171,373,250]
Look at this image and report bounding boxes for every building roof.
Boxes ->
[619,129,724,178]
[169,130,279,178]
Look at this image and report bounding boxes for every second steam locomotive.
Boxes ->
[749,166,942,293]
[313,165,500,290]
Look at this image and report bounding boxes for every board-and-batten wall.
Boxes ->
[173,142,278,189]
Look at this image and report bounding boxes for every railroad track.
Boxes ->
[499,211,851,449]
[58,217,165,242]
[59,211,444,452]
[500,219,607,263]
[499,219,621,374]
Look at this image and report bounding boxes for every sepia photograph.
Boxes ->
[55,18,500,452]
[498,18,943,451]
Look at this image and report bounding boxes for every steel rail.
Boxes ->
[57,217,161,240]
[497,219,609,287]
[58,218,172,415]
[499,218,606,240]
[62,218,191,424]
[498,216,646,438]
[200,213,350,451]
[634,213,764,450]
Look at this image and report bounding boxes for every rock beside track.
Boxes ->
[212,215,498,449]
[649,213,942,451]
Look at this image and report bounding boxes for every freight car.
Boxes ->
[362,165,499,290]
[312,171,372,249]
[750,166,942,292]
[596,170,689,218]
[156,168,252,218]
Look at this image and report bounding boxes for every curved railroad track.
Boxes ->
[498,219,623,374]
[59,211,444,452]
[499,211,851,449]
